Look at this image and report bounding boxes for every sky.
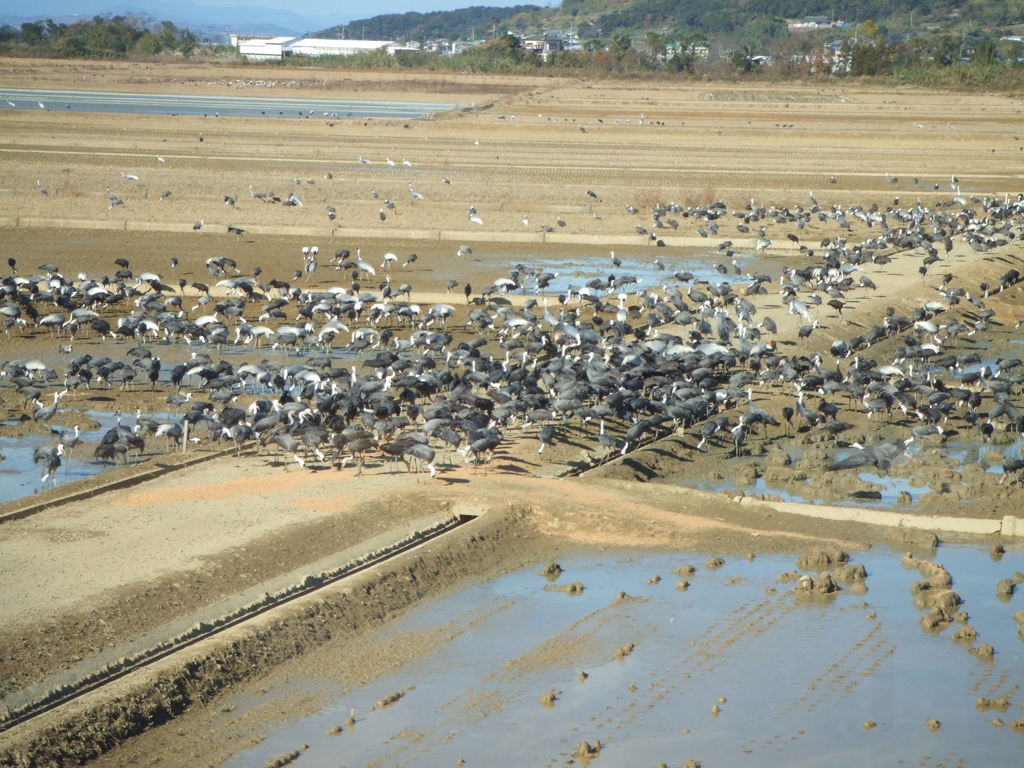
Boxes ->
[201,0,551,12]
[1,0,560,36]
[17,0,557,22]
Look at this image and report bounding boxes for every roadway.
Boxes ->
[0,87,461,120]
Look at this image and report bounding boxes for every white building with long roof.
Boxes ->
[233,36,403,60]
[235,36,296,61]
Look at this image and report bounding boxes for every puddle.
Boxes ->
[683,434,1023,508]
[219,545,1024,767]
[497,246,778,297]
[0,409,180,503]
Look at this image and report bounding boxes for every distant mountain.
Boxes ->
[316,5,545,41]
[0,1,346,38]
[331,0,1021,43]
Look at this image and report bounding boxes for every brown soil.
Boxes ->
[0,59,1022,766]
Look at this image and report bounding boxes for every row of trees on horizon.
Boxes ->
[1,13,1022,89]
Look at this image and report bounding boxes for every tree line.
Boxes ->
[338,0,1024,43]
[0,15,197,58]
[277,26,1024,91]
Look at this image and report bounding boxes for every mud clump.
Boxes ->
[572,740,602,761]
[913,587,962,613]
[541,562,563,581]
[544,581,584,595]
[926,718,941,731]
[832,563,867,583]
[920,607,954,632]
[376,690,405,708]
[675,564,696,576]
[260,746,308,768]
[797,547,849,572]
[705,557,725,570]
[795,572,838,595]
[902,554,953,588]
[970,643,995,661]
[863,720,877,729]
[976,695,1012,712]
[683,761,702,768]
[951,624,977,643]
[540,689,560,707]
[996,578,1015,598]
[613,642,635,660]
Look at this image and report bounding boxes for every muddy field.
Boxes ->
[1,59,1023,765]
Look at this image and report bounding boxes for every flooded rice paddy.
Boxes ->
[221,545,1023,768]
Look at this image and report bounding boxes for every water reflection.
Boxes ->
[220,546,1024,768]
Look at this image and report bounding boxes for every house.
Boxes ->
[450,40,486,54]
[667,42,709,61]
[521,32,567,61]
[788,16,841,32]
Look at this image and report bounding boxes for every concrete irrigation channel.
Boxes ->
[0,505,530,766]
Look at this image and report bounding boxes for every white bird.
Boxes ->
[469,213,484,225]
[401,159,412,167]
[354,249,376,277]
[156,155,165,163]
[38,101,45,109]
[121,172,140,181]
[386,157,396,167]
[409,184,424,200]
[522,215,530,227]
[381,252,399,269]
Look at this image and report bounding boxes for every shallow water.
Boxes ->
[499,246,777,297]
[219,545,1024,768]
[0,88,458,120]
[684,434,1023,508]
[0,409,177,502]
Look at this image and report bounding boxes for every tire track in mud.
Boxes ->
[364,591,646,766]
[736,617,896,757]
[527,581,801,755]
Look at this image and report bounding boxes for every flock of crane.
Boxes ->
[3,179,1024,497]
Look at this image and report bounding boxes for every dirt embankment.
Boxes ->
[0,507,545,767]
